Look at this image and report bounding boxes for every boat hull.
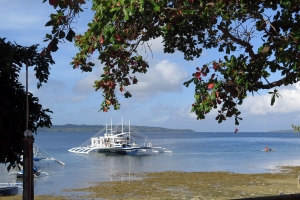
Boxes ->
[98,147,140,155]
[0,185,19,196]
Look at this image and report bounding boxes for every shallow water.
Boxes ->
[1,131,300,195]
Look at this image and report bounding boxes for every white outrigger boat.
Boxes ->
[68,119,172,155]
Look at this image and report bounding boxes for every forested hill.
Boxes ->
[37,124,195,133]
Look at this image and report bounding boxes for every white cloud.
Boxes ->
[156,60,186,84]
[71,95,88,103]
[142,37,164,53]
[177,106,194,118]
[54,94,70,103]
[0,0,92,46]
[72,74,97,94]
[31,79,70,104]
[127,60,189,101]
[0,1,49,30]
[69,65,103,102]
[242,84,300,115]
[153,116,170,122]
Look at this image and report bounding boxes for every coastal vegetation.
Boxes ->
[0,38,53,169]
[292,124,300,133]
[37,124,195,132]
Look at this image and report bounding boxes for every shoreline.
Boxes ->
[2,166,300,200]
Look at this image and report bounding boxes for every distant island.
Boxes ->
[268,130,295,132]
[37,124,195,133]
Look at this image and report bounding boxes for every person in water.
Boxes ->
[265,146,269,151]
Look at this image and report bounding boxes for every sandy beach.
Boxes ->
[2,166,300,200]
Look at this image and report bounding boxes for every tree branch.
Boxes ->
[258,72,296,89]
[218,25,255,57]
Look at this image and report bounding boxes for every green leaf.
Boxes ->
[271,94,275,105]
[139,0,144,11]
[49,38,59,52]
[148,0,160,12]
[123,8,129,20]
[110,7,120,12]
[124,91,132,98]
[59,0,68,9]
[183,78,193,87]
[129,5,136,16]
[45,34,52,39]
[257,45,265,53]
[108,26,115,34]
[45,20,54,26]
[66,29,76,42]
[110,35,116,43]
[226,46,230,54]
[59,30,65,39]
[235,118,240,125]
[112,13,117,21]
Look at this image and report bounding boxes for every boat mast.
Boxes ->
[122,117,123,133]
[111,118,112,135]
[129,120,130,142]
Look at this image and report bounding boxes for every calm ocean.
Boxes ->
[1,131,300,195]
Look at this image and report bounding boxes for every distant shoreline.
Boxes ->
[37,124,195,133]
[268,130,295,132]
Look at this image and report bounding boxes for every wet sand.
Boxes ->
[2,166,300,200]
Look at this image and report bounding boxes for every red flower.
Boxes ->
[207,83,214,89]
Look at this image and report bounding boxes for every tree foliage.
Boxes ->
[292,124,300,134]
[44,0,300,125]
[0,38,54,170]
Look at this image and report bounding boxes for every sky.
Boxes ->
[1,0,300,132]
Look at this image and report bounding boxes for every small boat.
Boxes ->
[33,144,66,166]
[68,119,172,155]
[0,183,22,196]
[8,167,49,179]
[9,144,64,180]
[261,146,275,152]
[261,148,275,152]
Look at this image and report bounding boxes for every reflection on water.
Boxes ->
[0,153,172,195]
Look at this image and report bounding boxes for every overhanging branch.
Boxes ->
[258,72,296,89]
[218,25,255,57]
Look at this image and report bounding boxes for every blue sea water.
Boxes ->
[1,131,300,195]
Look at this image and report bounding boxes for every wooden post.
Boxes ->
[23,62,34,199]
[23,130,34,200]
